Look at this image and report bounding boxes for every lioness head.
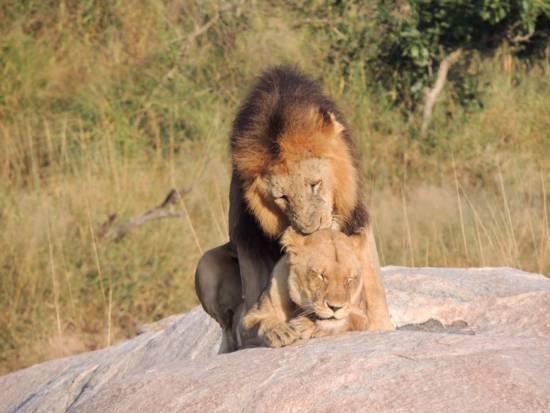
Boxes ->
[234,106,359,237]
[281,227,366,330]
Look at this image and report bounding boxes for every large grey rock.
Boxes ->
[1,267,549,413]
[71,332,550,413]
[0,307,221,412]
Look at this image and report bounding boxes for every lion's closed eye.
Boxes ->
[310,181,322,194]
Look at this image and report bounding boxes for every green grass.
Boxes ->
[1,1,549,375]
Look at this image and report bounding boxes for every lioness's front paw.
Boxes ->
[288,316,316,339]
[264,323,299,348]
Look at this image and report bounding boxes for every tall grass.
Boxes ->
[1,1,548,375]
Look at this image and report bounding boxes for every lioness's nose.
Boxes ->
[328,304,342,313]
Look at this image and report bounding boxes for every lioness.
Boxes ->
[240,228,369,349]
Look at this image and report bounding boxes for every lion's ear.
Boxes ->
[327,111,345,137]
[315,107,345,137]
[281,227,306,254]
[350,228,369,250]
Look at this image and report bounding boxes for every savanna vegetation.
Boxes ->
[1,0,549,375]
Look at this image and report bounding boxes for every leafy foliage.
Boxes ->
[296,0,550,107]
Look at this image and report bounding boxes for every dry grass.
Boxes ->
[1,0,548,375]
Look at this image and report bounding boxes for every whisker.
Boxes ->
[294,303,317,317]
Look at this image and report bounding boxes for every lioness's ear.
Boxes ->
[281,227,306,254]
[350,228,369,250]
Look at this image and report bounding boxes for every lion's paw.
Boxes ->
[264,323,300,348]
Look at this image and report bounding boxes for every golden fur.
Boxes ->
[240,228,369,348]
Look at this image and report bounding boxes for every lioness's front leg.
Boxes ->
[239,257,300,348]
[361,227,394,330]
[263,322,300,348]
[288,315,316,340]
[347,307,369,331]
[242,310,301,348]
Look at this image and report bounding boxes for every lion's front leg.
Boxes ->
[361,228,394,330]
[237,246,273,311]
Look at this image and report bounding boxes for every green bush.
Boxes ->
[294,0,550,108]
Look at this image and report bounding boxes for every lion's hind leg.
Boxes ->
[195,243,242,353]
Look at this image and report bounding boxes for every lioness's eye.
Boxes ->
[312,272,324,282]
[278,195,289,203]
[347,275,357,283]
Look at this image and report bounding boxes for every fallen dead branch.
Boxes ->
[98,186,192,241]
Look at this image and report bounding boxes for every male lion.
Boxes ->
[240,228,369,349]
[195,66,393,353]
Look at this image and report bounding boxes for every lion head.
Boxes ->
[281,227,366,330]
[233,104,359,237]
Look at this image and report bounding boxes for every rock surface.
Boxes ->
[1,266,549,412]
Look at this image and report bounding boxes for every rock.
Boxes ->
[0,307,221,413]
[398,318,475,335]
[136,313,187,335]
[70,333,550,413]
[384,266,550,338]
[1,266,549,412]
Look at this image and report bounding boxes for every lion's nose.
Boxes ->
[328,304,342,313]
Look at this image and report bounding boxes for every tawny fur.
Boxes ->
[240,228,369,349]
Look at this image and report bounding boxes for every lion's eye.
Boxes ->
[310,181,322,194]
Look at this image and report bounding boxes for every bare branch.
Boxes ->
[99,186,192,241]
[163,2,236,82]
[420,48,463,137]
[131,2,235,128]
[510,33,534,44]
[111,210,187,240]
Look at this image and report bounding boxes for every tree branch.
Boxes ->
[98,186,192,241]
[163,2,235,82]
[420,48,463,137]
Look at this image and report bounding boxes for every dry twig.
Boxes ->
[163,2,236,82]
[98,186,192,241]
